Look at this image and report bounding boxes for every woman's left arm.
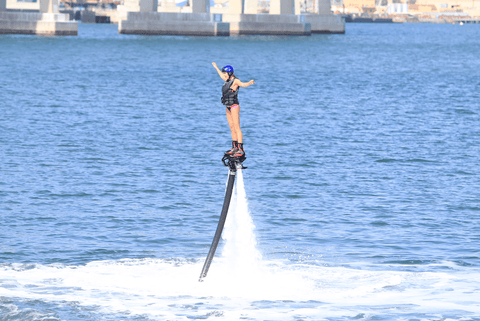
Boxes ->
[234,79,255,88]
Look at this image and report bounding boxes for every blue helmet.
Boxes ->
[222,65,234,74]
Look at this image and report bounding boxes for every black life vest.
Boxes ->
[221,77,239,106]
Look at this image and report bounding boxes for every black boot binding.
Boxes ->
[222,147,246,170]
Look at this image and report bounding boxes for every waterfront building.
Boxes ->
[331,0,479,20]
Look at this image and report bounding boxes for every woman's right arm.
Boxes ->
[212,62,228,81]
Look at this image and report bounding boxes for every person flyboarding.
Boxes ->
[199,64,254,281]
[212,62,255,159]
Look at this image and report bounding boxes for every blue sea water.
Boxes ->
[1,22,480,320]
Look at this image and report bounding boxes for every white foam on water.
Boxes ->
[1,260,480,320]
[1,172,480,319]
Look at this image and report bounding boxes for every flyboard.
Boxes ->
[198,152,247,282]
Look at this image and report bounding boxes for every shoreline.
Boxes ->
[342,13,480,24]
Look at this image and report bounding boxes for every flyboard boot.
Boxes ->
[225,141,238,156]
[232,142,245,158]
[222,142,246,170]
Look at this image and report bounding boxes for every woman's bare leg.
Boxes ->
[231,106,242,144]
[226,108,237,141]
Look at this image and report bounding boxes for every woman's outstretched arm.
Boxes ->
[212,62,229,81]
[233,79,255,88]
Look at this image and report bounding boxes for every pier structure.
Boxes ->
[118,0,229,36]
[0,0,77,35]
[220,0,311,35]
[294,0,345,33]
[119,0,344,35]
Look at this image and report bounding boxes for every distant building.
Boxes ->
[408,4,437,12]
[387,2,407,13]
[6,0,42,10]
[334,0,374,14]
[415,0,480,15]
[334,0,479,17]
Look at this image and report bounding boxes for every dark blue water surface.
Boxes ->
[1,22,480,320]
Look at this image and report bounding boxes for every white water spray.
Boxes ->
[222,169,262,275]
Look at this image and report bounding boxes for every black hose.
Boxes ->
[198,169,236,281]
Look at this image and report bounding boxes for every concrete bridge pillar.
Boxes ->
[191,0,209,13]
[270,0,294,14]
[228,0,243,13]
[39,0,48,13]
[1,0,77,35]
[302,0,344,34]
[38,0,60,13]
[244,0,258,14]
[1,0,6,11]
[160,0,175,9]
[123,0,158,12]
[294,0,301,14]
[315,0,331,14]
[140,0,158,11]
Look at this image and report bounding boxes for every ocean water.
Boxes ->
[1,22,480,320]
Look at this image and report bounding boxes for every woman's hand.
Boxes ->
[249,80,255,85]
[213,62,227,80]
